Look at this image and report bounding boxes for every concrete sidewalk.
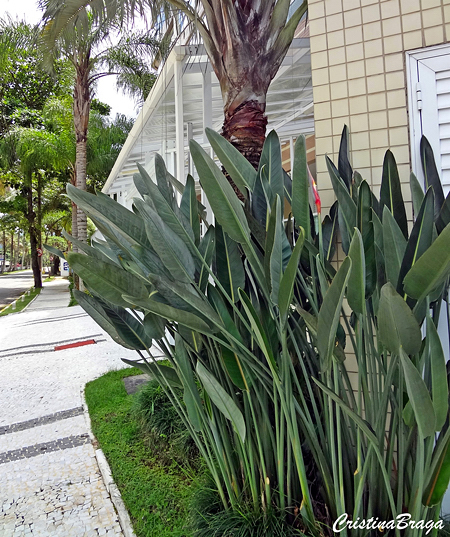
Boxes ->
[26,277,71,311]
[0,277,147,536]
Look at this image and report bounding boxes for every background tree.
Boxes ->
[0,127,72,287]
[40,13,159,246]
[41,0,308,171]
[0,18,72,286]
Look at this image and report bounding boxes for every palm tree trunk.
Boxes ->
[73,66,90,245]
[75,138,88,243]
[222,100,267,171]
[24,175,42,288]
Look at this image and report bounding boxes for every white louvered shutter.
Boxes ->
[409,45,450,195]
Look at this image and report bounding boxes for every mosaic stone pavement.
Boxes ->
[0,303,143,536]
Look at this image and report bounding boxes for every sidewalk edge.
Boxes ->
[81,388,137,537]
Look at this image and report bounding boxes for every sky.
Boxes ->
[1,0,139,119]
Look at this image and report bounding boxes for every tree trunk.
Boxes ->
[1,230,5,273]
[24,174,42,288]
[10,232,14,272]
[75,138,88,243]
[221,99,268,200]
[73,66,90,246]
[20,231,25,269]
[70,170,78,250]
[222,100,267,171]
[37,174,42,275]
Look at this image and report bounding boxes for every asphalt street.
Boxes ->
[0,269,35,310]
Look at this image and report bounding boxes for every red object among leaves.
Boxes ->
[54,339,96,351]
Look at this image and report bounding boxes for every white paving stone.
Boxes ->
[0,445,122,536]
[1,415,87,453]
[0,297,148,536]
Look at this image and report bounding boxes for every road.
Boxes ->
[0,270,35,310]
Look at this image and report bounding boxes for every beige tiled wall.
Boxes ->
[309,0,450,214]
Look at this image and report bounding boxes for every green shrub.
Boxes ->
[66,126,450,536]
[132,379,198,466]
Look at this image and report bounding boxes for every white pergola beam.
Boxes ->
[174,53,185,183]
[202,67,213,143]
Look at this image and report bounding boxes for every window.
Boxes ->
[407,44,450,195]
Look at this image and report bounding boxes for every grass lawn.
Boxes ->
[0,286,42,316]
[85,368,197,537]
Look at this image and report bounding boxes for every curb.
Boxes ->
[0,287,40,315]
[80,389,137,537]
[20,289,42,313]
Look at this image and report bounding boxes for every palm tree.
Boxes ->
[40,0,308,169]
[40,13,159,245]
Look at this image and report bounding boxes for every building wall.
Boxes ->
[308,0,450,216]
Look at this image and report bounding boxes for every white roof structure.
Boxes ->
[103,30,314,209]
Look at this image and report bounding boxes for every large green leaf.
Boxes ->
[265,196,285,304]
[180,174,200,245]
[436,192,450,234]
[291,135,310,238]
[397,188,435,297]
[165,168,207,218]
[326,156,356,241]
[358,181,376,296]
[382,207,407,287]
[258,130,284,204]
[322,202,338,261]
[62,230,116,266]
[338,125,352,190]
[91,216,169,279]
[220,344,247,391]
[420,135,445,217]
[239,289,277,371]
[66,184,150,249]
[427,317,448,431]
[175,334,203,431]
[347,229,365,314]
[317,257,352,371]
[134,199,195,283]
[91,239,121,266]
[206,127,256,194]
[380,150,408,239]
[196,362,246,443]
[399,347,435,438]
[377,283,422,356]
[147,273,220,324]
[136,163,195,246]
[208,285,244,346]
[143,313,165,341]
[410,172,425,217]
[251,169,268,227]
[278,228,305,324]
[122,358,183,390]
[215,223,245,303]
[133,172,150,198]
[423,439,450,506]
[44,244,65,260]
[403,223,450,301]
[190,140,250,244]
[122,295,214,334]
[66,253,147,308]
[197,225,215,293]
[154,153,176,208]
[74,291,151,350]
